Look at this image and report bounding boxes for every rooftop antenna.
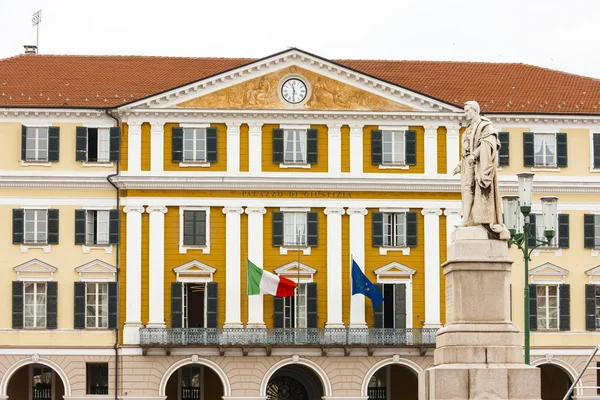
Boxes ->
[32,10,42,53]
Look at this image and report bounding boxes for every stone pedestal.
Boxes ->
[420,226,540,400]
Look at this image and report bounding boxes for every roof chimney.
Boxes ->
[23,45,38,54]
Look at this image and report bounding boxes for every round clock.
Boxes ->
[281,78,308,104]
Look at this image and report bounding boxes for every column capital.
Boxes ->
[248,123,262,133]
[150,121,165,133]
[245,207,267,215]
[444,208,462,216]
[127,121,142,134]
[421,208,442,216]
[146,206,168,214]
[347,207,368,216]
[226,122,242,131]
[222,207,244,215]
[424,125,439,137]
[324,207,345,216]
[446,125,461,136]
[327,123,343,132]
[124,206,145,214]
[349,124,364,135]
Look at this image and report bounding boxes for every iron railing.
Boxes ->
[139,327,437,347]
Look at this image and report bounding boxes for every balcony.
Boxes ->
[139,328,437,356]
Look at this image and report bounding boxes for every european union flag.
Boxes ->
[351,259,384,310]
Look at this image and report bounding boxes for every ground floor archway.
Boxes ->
[266,364,324,400]
[538,363,573,400]
[366,364,418,400]
[5,363,65,400]
[164,364,224,400]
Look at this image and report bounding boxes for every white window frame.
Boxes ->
[594,215,600,250]
[85,282,109,329]
[536,284,560,331]
[82,124,115,167]
[534,213,559,249]
[29,365,55,400]
[279,208,311,255]
[381,130,406,166]
[23,208,48,246]
[24,126,49,163]
[179,207,210,254]
[23,281,47,329]
[378,208,410,256]
[533,132,557,168]
[282,129,308,165]
[374,262,415,329]
[284,283,308,329]
[183,127,208,164]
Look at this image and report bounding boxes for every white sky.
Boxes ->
[1,0,599,78]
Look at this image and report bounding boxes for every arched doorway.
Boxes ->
[266,365,323,400]
[366,365,418,400]
[165,364,224,400]
[538,364,573,400]
[6,363,65,400]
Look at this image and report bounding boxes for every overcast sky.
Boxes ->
[1,0,599,78]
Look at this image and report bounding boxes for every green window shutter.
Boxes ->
[372,212,383,247]
[593,133,600,169]
[172,127,184,163]
[527,214,537,248]
[306,129,318,164]
[584,214,596,248]
[272,211,284,246]
[109,127,121,162]
[197,211,207,246]
[183,210,206,246]
[406,212,418,247]
[529,284,537,331]
[12,281,23,329]
[47,209,59,245]
[48,126,60,162]
[498,131,509,166]
[272,128,284,163]
[74,210,86,245]
[206,127,218,163]
[47,281,58,329]
[371,130,382,165]
[556,132,568,168]
[273,296,284,328]
[373,283,384,328]
[206,282,218,328]
[12,208,24,244]
[307,212,318,247]
[75,126,88,162]
[306,282,318,328]
[559,284,570,331]
[395,283,407,329]
[108,282,117,329]
[405,130,417,165]
[523,132,534,167]
[21,125,27,161]
[585,284,596,331]
[74,282,86,329]
[109,209,120,245]
[171,282,183,328]
[558,214,569,248]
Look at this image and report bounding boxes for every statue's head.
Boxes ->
[464,100,480,122]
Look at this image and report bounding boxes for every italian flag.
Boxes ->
[247,259,296,297]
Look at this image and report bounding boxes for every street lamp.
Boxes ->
[502,172,558,365]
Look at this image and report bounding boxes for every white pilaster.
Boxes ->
[123,206,145,344]
[127,121,142,174]
[349,124,363,176]
[146,206,167,328]
[248,123,262,174]
[444,208,462,256]
[424,125,438,176]
[446,125,460,176]
[348,207,368,328]
[223,207,244,328]
[226,122,241,173]
[422,208,442,328]
[150,121,165,173]
[324,207,345,328]
[327,124,342,176]
[245,206,267,327]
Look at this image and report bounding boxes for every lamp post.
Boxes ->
[502,172,558,365]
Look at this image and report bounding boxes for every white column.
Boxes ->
[446,125,460,176]
[325,207,345,328]
[127,121,142,174]
[424,125,438,176]
[223,207,244,328]
[248,123,262,174]
[422,208,442,328]
[146,206,167,328]
[349,124,363,176]
[327,123,342,176]
[245,206,266,327]
[444,208,462,255]
[226,122,241,173]
[150,121,165,173]
[348,207,368,328]
[123,206,144,344]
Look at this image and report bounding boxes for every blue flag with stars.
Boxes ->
[351,259,384,310]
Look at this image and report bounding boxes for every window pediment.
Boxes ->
[529,262,569,276]
[274,261,316,283]
[14,259,57,281]
[374,262,416,282]
[75,259,116,282]
[174,260,216,282]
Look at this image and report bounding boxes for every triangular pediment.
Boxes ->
[173,260,216,282]
[374,262,417,277]
[75,259,116,282]
[586,265,600,276]
[530,262,569,276]
[14,259,57,281]
[274,261,316,279]
[121,48,460,113]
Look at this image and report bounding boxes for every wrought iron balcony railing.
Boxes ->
[139,327,437,347]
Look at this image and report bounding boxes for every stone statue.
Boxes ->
[453,101,509,239]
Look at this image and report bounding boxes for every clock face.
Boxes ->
[281,78,307,104]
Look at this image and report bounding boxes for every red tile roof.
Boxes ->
[1,53,599,114]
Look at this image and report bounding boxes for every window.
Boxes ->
[24,282,47,328]
[183,128,207,163]
[382,130,405,165]
[284,283,307,328]
[86,128,110,162]
[593,133,600,170]
[585,214,600,249]
[283,212,307,246]
[32,366,52,399]
[25,127,49,161]
[183,283,206,328]
[535,214,558,248]
[181,366,202,399]
[86,363,108,395]
[380,284,406,328]
[183,210,207,247]
[537,285,558,330]
[368,367,387,400]
[283,129,307,164]
[534,133,556,167]
[24,209,48,244]
[86,210,110,245]
[382,213,406,247]
[171,281,218,330]
[86,283,108,328]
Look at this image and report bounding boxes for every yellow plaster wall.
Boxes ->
[341,125,351,173]
[162,123,227,172]
[240,123,249,172]
[437,126,447,175]
[362,125,425,174]
[141,123,151,172]
[121,123,128,171]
